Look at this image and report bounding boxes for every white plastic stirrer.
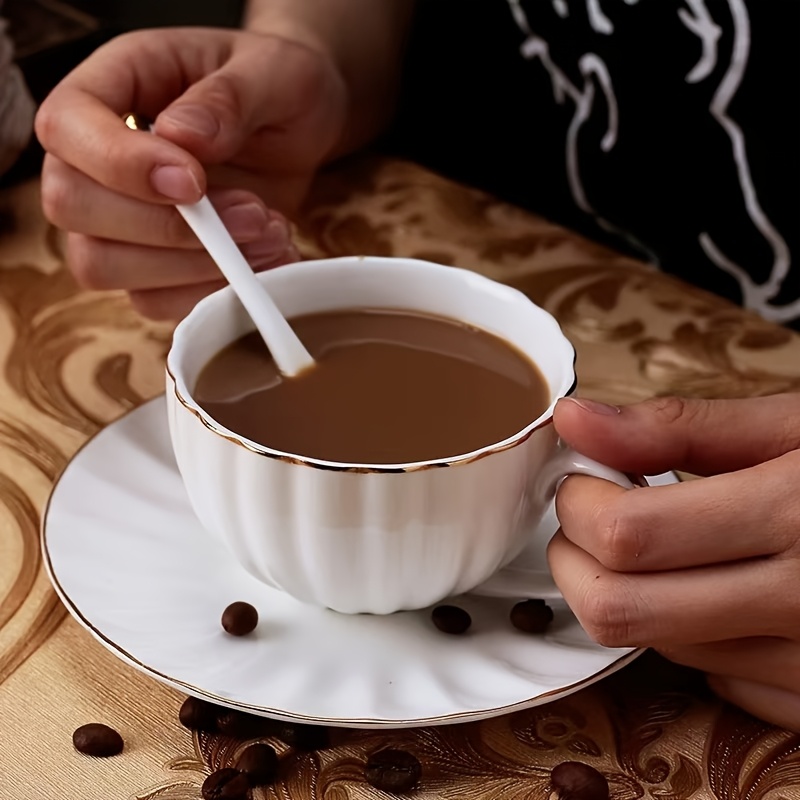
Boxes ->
[174,196,315,376]
[125,114,315,378]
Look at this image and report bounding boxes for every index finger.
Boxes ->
[555,453,799,572]
[35,36,206,204]
[547,529,789,647]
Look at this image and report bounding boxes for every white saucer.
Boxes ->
[42,397,677,729]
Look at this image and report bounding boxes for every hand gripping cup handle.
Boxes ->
[542,441,646,495]
[535,440,649,559]
[473,442,646,601]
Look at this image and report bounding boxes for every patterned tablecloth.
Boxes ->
[1,156,800,799]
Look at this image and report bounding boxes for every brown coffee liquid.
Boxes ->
[194,309,550,464]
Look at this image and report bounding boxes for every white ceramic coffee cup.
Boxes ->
[167,257,636,615]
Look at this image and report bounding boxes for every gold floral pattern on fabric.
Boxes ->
[137,656,800,800]
[1,159,800,798]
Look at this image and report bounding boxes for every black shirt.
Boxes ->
[389,0,799,326]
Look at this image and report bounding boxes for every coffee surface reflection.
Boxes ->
[194,309,550,464]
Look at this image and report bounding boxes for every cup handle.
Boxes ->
[538,441,648,498]
[470,441,647,601]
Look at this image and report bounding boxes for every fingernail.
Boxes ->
[221,202,269,241]
[565,397,621,416]
[159,105,219,138]
[241,219,291,266]
[151,165,202,201]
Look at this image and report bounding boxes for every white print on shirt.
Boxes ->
[696,0,794,322]
[508,0,656,260]
[507,0,795,322]
[679,0,721,82]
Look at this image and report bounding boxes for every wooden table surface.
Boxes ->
[1,156,800,799]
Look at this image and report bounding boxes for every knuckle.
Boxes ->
[39,163,71,226]
[161,207,193,247]
[579,580,640,647]
[93,129,159,199]
[66,235,109,290]
[96,136,134,188]
[642,396,698,425]
[594,503,644,572]
[34,103,57,149]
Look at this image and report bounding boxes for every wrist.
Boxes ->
[243,4,337,65]
[243,0,413,156]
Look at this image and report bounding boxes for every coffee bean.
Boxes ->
[201,768,250,800]
[510,599,554,633]
[216,709,272,739]
[72,723,124,757]
[365,749,422,794]
[275,721,330,751]
[236,743,279,787]
[431,605,471,635]
[551,761,609,800]
[179,697,218,732]
[221,602,258,636]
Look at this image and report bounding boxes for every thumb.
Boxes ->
[152,41,300,165]
[155,55,268,164]
[553,393,800,476]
